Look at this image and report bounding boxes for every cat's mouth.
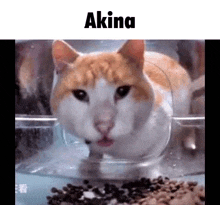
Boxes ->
[97,135,114,147]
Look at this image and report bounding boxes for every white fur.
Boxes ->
[51,40,192,162]
[54,74,191,159]
[56,78,151,143]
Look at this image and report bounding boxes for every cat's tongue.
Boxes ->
[97,136,114,147]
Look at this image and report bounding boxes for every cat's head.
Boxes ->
[51,40,154,147]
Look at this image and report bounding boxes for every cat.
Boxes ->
[50,40,192,160]
[15,40,205,116]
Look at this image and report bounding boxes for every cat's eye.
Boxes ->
[115,85,131,100]
[72,89,89,102]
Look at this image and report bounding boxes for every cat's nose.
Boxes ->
[94,120,114,134]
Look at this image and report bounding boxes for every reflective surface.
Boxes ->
[15,115,205,180]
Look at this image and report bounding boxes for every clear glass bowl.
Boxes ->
[15,114,205,180]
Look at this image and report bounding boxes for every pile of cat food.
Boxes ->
[46,176,205,205]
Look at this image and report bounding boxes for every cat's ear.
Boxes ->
[52,40,79,73]
[118,40,145,68]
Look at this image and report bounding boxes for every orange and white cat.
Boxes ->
[50,40,192,160]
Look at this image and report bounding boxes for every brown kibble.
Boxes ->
[170,198,182,205]
[180,192,196,205]
[198,189,205,201]
[200,195,205,201]
[156,191,167,199]
[176,181,185,186]
[169,193,175,199]
[138,198,147,203]
[192,185,200,193]
[48,177,205,205]
[169,180,177,184]
[137,177,204,205]
[194,195,203,204]
[197,185,205,192]
[60,202,74,205]
[147,198,157,205]
[160,186,166,191]
[187,181,198,187]
[158,198,170,204]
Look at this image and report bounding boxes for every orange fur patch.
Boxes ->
[154,90,164,109]
[144,52,190,91]
[51,50,190,112]
[51,52,154,112]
